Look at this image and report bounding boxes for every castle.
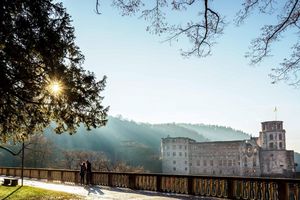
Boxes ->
[161,121,295,177]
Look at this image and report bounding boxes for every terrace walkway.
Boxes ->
[1,167,299,199]
[0,176,220,200]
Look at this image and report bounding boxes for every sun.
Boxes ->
[48,80,63,96]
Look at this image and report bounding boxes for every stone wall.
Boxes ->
[260,150,295,177]
[161,137,194,174]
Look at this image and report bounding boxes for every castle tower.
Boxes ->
[259,121,286,150]
[161,137,194,175]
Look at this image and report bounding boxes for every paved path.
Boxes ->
[0,176,222,200]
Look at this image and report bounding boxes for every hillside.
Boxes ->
[41,116,250,171]
[46,116,250,151]
[178,123,249,141]
[4,116,299,172]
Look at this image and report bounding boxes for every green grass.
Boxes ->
[0,186,83,200]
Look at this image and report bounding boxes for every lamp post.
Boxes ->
[21,140,24,186]
[19,80,63,186]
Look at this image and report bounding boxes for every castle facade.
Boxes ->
[161,121,295,177]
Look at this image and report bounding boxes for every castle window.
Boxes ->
[244,157,248,167]
[197,160,200,166]
[173,152,176,156]
[203,160,207,166]
[173,167,176,171]
[210,160,214,166]
[269,142,274,149]
[179,152,182,156]
[173,160,176,164]
[185,160,188,165]
[277,124,281,130]
[279,134,282,140]
[185,152,187,157]
[185,167,187,171]
[279,142,283,149]
[179,145,182,149]
[269,134,273,140]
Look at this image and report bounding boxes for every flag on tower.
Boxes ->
[274,106,278,120]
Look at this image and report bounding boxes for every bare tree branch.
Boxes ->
[95,0,300,86]
[247,0,299,62]
[171,0,196,10]
[112,0,143,16]
[270,43,300,87]
[236,0,300,85]
[0,143,31,156]
[96,0,101,14]
[163,0,225,57]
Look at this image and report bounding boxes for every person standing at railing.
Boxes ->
[80,162,86,185]
[86,160,92,185]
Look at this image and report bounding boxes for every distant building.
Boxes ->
[161,121,295,177]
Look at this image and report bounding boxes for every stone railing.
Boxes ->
[0,167,299,200]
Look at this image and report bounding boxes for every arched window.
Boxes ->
[279,134,282,140]
[269,134,273,140]
[269,142,274,149]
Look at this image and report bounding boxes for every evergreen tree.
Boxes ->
[0,0,108,142]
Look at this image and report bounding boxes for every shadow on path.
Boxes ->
[84,185,104,195]
[1,186,22,200]
[99,186,217,199]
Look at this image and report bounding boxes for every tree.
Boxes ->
[0,0,108,143]
[96,0,300,86]
[111,161,146,173]
[0,135,58,167]
[62,150,110,171]
[24,135,57,168]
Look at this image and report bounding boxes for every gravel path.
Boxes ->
[0,176,223,200]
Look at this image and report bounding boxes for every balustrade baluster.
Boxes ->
[156,175,162,192]
[0,167,299,200]
[108,173,112,186]
[129,174,136,189]
[186,177,192,194]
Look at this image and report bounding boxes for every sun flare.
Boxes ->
[48,80,63,96]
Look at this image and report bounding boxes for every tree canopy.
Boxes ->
[0,0,108,142]
[97,0,300,86]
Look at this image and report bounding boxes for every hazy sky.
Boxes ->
[61,0,300,152]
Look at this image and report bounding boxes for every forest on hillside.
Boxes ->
[1,116,299,172]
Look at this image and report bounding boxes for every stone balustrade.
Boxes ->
[0,167,299,200]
